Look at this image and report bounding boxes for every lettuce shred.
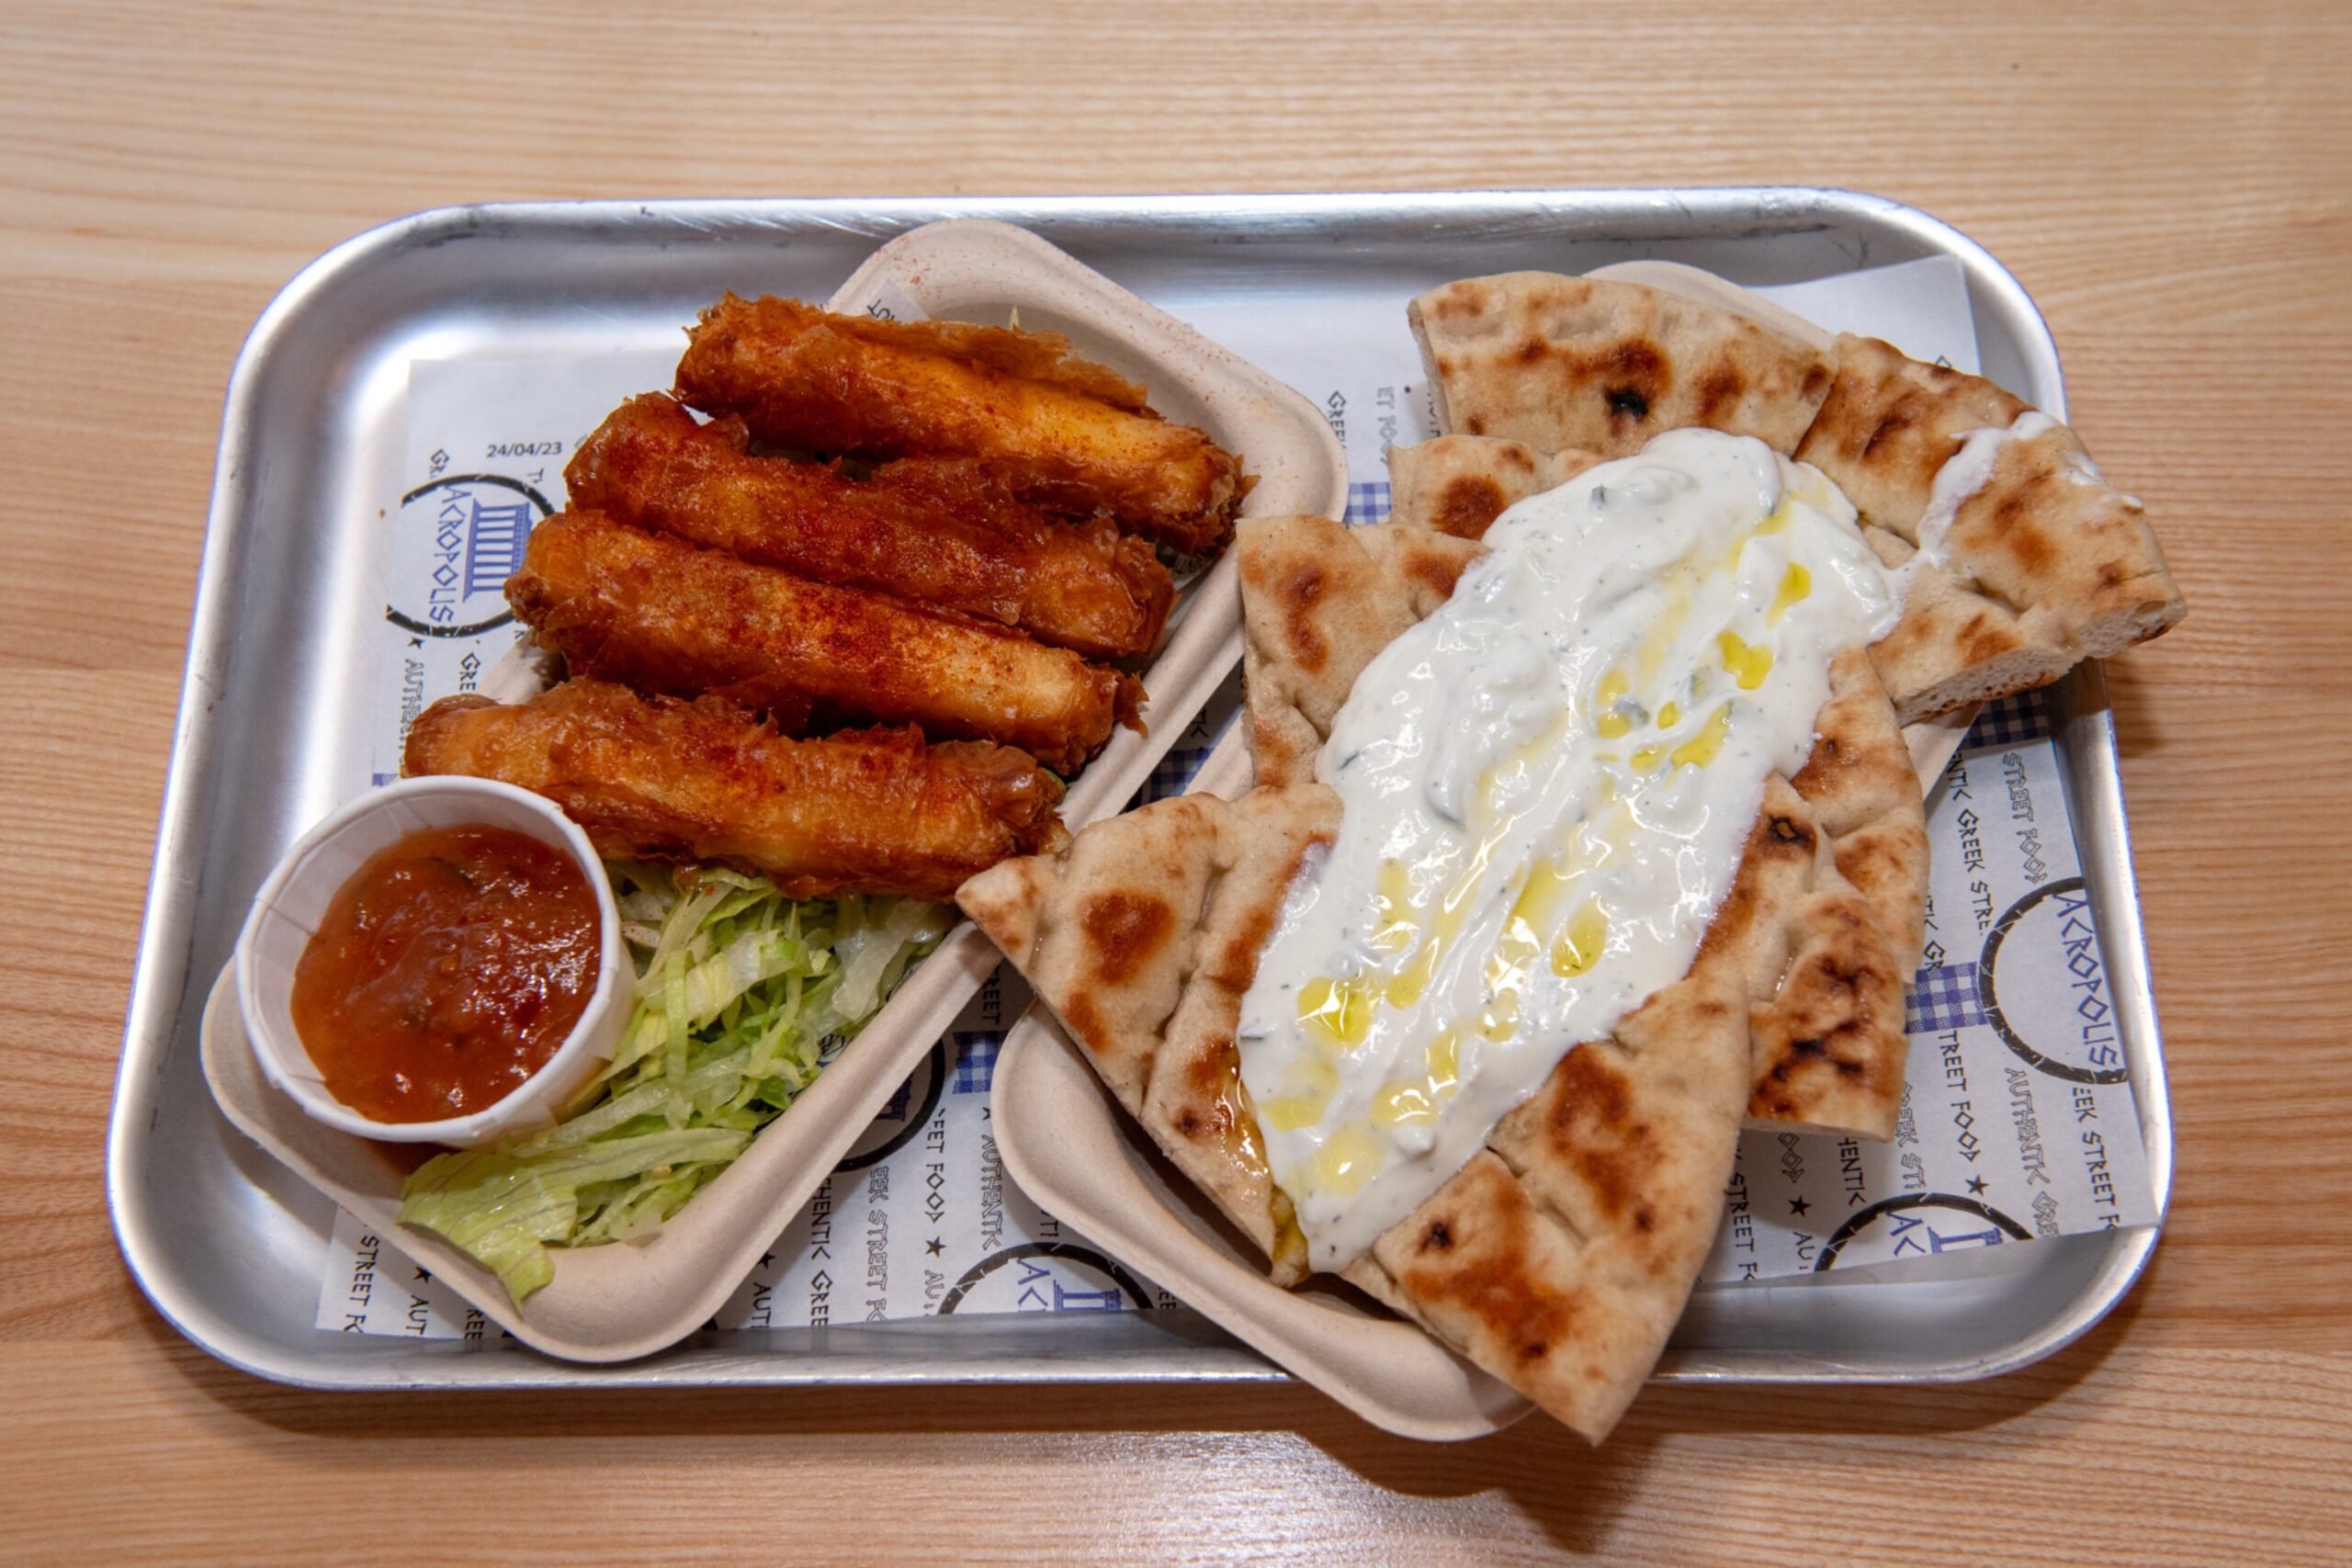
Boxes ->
[398,863,950,1304]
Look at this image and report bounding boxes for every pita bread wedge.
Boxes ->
[1794,333,2187,721]
[1700,653,1925,1136]
[1236,514,1924,1137]
[1385,434,1601,540]
[963,484,1924,1438]
[1383,421,2115,731]
[1378,944,1747,1438]
[1403,278,2185,726]
[959,784,1340,1286]
[960,776,1749,1440]
[1408,274,1835,457]
[1235,513,1485,790]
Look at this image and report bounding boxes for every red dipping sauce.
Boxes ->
[289,823,602,1123]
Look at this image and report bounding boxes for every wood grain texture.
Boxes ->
[3,0,2347,1562]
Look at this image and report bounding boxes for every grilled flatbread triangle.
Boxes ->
[1385,434,1603,541]
[1402,280,2185,725]
[1793,333,2186,721]
[960,773,1753,1441]
[959,784,1338,1287]
[961,509,1926,1439]
[1408,274,1835,457]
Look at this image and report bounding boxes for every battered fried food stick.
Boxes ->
[673,295,1247,555]
[403,681,1069,900]
[565,395,1174,660]
[508,511,1142,773]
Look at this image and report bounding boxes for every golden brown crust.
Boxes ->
[959,789,1747,1440]
[507,509,1142,773]
[674,293,1244,554]
[1370,941,1747,1442]
[1235,515,1485,788]
[772,301,1155,412]
[1743,890,1908,1137]
[1141,786,1341,1285]
[1681,653,1924,1138]
[958,613,1913,1439]
[959,794,1222,1111]
[1790,649,1930,971]
[1408,274,1834,457]
[1402,300,2186,729]
[1384,434,1602,539]
[1704,773,1909,1138]
[1796,333,2187,721]
[957,787,1340,1284]
[565,394,1175,660]
[402,680,1067,900]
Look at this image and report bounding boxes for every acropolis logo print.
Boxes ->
[1816,1193,2031,1271]
[935,1242,1154,1315]
[386,474,551,638]
[1978,876,2129,1085]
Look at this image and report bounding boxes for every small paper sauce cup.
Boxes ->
[232,776,630,1147]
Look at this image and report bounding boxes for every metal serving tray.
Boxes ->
[109,188,2171,1393]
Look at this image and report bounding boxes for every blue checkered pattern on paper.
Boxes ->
[1907,962,1984,1034]
[1961,690,2049,753]
[949,1030,1004,1095]
[1129,744,1216,809]
[1345,480,1391,525]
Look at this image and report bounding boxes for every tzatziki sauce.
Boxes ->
[1236,428,1901,1270]
[1906,409,2062,575]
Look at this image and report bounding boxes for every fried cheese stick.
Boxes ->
[403,681,1069,900]
[565,395,1174,660]
[508,511,1142,773]
[673,295,1246,555]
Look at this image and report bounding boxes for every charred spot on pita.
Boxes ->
[1854,419,1892,461]
[1999,516,2056,577]
[1962,611,2020,663]
[1279,561,1331,673]
[1406,543,1471,602]
[1080,889,1173,985]
[1691,364,1747,423]
[1189,1033,1240,1091]
[1062,992,1110,1055]
[1436,475,1509,539]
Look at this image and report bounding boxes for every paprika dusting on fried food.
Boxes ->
[505,510,1143,773]
[564,394,1175,660]
[403,682,1070,900]
[673,294,1247,556]
[288,823,602,1123]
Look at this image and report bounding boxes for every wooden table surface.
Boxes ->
[6,2,2347,1562]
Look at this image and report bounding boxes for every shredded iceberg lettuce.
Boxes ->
[399,863,951,1303]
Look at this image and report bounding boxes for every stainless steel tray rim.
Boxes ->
[107,186,2169,1398]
